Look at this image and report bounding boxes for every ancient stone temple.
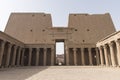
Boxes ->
[0,12,119,68]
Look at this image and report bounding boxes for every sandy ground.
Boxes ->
[0,66,120,80]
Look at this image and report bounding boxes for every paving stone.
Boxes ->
[0,66,120,80]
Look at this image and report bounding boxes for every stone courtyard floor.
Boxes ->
[0,66,120,80]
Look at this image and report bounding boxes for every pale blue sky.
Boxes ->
[0,0,120,31]
[0,0,120,54]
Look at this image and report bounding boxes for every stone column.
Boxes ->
[28,48,32,66]
[0,41,5,67]
[17,47,22,66]
[88,48,92,65]
[66,47,69,65]
[73,48,77,65]
[21,48,25,66]
[35,48,40,66]
[103,45,109,66]
[43,48,47,66]
[51,48,54,66]
[99,47,104,66]
[95,48,100,65]
[12,46,17,66]
[115,40,120,66]
[81,48,85,65]
[5,44,12,67]
[109,42,116,67]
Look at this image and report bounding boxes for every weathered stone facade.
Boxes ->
[0,12,118,68]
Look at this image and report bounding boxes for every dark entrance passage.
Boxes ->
[84,48,89,65]
[91,48,97,65]
[24,48,29,66]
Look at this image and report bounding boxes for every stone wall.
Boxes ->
[4,13,115,45]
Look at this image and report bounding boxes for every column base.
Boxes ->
[35,64,39,66]
[66,64,69,66]
[4,65,9,68]
[51,64,54,66]
[16,65,21,67]
[74,64,77,66]
[0,66,2,68]
[0,66,4,68]
[11,65,17,67]
[89,64,93,66]
[105,64,110,67]
[100,64,105,66]
[112,65,117,67]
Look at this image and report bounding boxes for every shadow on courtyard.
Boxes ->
[0,66,50,80]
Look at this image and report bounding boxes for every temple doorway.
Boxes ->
[55,40,65,65]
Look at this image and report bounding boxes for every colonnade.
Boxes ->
[23,48,55,66]
[1,39,120,67]
[0,40,55,67]
[97,40,120,67]
[0,40,24,67]
[66,47,100,66]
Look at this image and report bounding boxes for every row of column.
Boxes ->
[66,47,100,66]
[0,41,55,67]
[26,48,54,66]
[0,40,55,67]
[0,40,25,67]
[98,40,120,67]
